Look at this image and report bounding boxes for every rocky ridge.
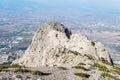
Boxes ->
[13,22,112,67]
[0,22,120,80]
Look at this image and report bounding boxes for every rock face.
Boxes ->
[87,73,107,80]
[13,22,112,67]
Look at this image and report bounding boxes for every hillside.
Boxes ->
[0,22,120,80]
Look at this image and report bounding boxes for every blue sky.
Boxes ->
[36,0,120,12]
[0,0,120,14]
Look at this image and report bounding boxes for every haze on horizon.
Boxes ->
[0,0,120,15]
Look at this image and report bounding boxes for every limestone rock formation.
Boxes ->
[12,22,112,67]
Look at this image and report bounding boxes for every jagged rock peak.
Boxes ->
[12,22,113,68]
[38,22,72,38]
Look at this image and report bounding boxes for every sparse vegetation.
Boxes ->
[0,64,25,72]
[74,73,90,78]
[14,68,43,75]
[0,64,44,76]
[46,64,48,67]
[80,47,83,49]
[102,72,119,80]
[53,64,57,66]
[78,62,86,65]
[10,64,25,68]
[30,70,43,75]
[0,65,8,72]
[55,54,59,57]
[71,50,79,55]
[112,66,120,74]
[72,65,86,70]
[56,34,58,37]
[113,66,120,70]
[58,67,67,70]
[112,69,120,74]
[91,42,95,46]
[14,68,29,73]
[92,63,109,71]
[101,57,112,66]
[83,54,94,60]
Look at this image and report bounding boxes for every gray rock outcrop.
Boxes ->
[12,22,112,67]
[87,73,107,80]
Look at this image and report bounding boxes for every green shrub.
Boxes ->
[112,69,120,74]
[0,64,25,72]
[0,64,24,72]
[102,72,119,80]
[56,34,58,37]
[72,66,86,70]
[78,62,86,65]
[46,64,48,67]
[11,64,25,68]
[83,54,94,60]
[113,66,120,70]
[92,63,109,71]
[53,64,57,66]
[74,73,90,78]
[91,42,95,46]
[0,65,8,69]
[14,68,43,75]
[101,57,112,66]
[30,70,43,75]
[0,65,9,72]
[71,51,79,55]
[14,68,29,73]
[112,66,120,74]
[0,64,43,76]
[55,54,59,57]
[58,67,67,70]
[80,47,83,49]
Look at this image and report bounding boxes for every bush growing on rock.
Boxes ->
[11,64,25,68]
[91,42,95,46]
[74,73,90,78]
[72,65,86,70]
[78,62,86,65]
[83,54,94,60]
[30,70,43,75]
[14,68,43,76]
[101,57,112,66]
[0,65,8,72]
[58,67,67,70]
[14,68,29,73]
[92,63,109,71]
[70,50,79,55]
